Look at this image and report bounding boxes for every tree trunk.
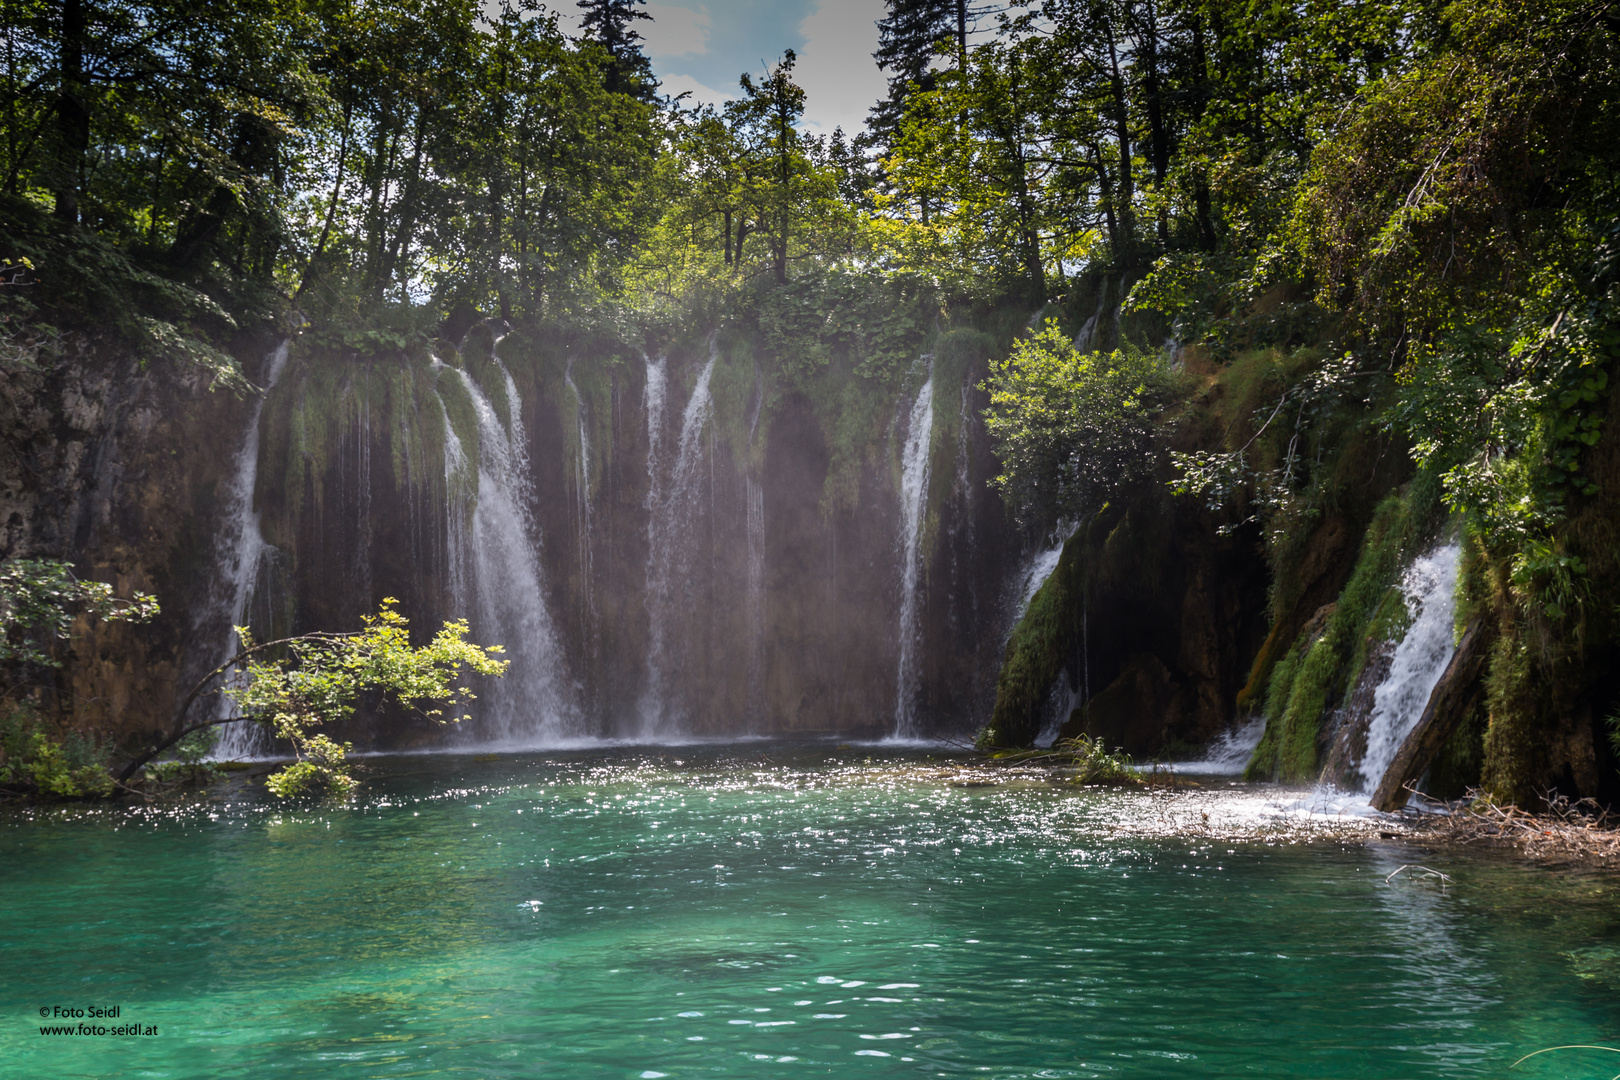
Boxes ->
[1190,13,1216,249]
[295,97,352,301]
[1136,0,1170,245]
[54,0,89,222]
[378,103,428,300]
[955,0,968,70]
[1104,20,1135,264]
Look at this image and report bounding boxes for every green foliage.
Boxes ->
[143,727,222,789]
[0,559,158,668]
[984,320,1176,530]
[224,600,507,798]
[983,734,1139,785]
[262,735,356,799]
[0,705,115,799]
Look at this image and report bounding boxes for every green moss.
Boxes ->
[1427,696,1486,798]
[707,330,762,471]
[1481,607,1538,805]
[435,363,480,498]
[983,535,1084,748]
[256,340,476,551]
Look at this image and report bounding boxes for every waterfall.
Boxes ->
[564,361,593,616]
[451,355,574,744]
[435,368,471,614]
[893,360,935,737]
[1012,540,1065,625]
[640,342,718,735]
[1355,540,1463,793]
[746,474,766,721]
[207,340,291,761]
[1174,716,1268,774]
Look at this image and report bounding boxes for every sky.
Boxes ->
[555,0,892,136]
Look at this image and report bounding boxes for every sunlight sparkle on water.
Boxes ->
[2,744,1615,1080]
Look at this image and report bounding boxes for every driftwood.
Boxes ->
[1370,620,1485,812]
[1409,789,1620,865]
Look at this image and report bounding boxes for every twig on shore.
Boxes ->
[1404,788,1620,866]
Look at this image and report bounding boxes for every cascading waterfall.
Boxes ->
[745,474,766,720]
[640,342,718,735]
[564,361,594,616]
[451,355,575,744]
[1011,539,1066,627]
[1177,716,1268,774]
[893,359,935,737]
[435,366,471,613]
[207,340,291,760]
[1355,540,1463,793]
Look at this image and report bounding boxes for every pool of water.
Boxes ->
[3,743,1617,1079]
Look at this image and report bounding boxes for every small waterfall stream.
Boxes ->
[640,342,718,735]
[893,360,935,737]
[452,355,574,744]
[745,474,766,721]
[1356,540,1463,793]
[564,361,594,617]
[208,340,291,760]
[437,381,472,613]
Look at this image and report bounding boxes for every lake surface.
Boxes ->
[3,744,1617,1079]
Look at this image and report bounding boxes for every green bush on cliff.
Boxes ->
[0,559,158,799]
[0,706,115,799]
[984,321,1178,532]
[0,559,159,668]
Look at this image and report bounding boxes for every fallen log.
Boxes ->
[1370,620,1486,812]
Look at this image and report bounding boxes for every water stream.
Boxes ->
[893,362,935,738]
[206,340,291,761]
[564,361,594,618]
[1357,540,1463,793]
[452,356,573,744]
[641,342,718,735]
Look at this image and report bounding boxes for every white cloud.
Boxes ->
[794,0,886,136]
[659,71,732,111]
[644,3,713,61]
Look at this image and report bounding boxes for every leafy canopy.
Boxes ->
[983,321,1175,531]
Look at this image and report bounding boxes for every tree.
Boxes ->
[883,39,1067,299]
[576,0,656,100]
[118,600,508,797]
[983,321,1175,530]
[732,51,810,285]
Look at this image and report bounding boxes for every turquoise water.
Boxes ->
[3,744,1617,1079]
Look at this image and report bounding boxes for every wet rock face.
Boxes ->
[996,491,1274,754]
[1319,640,1394,789]
[0,335,272,752]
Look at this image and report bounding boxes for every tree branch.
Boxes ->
[115,631,355,782]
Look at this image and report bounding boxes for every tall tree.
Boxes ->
[733,50,809,285]
[575,0,656,100]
